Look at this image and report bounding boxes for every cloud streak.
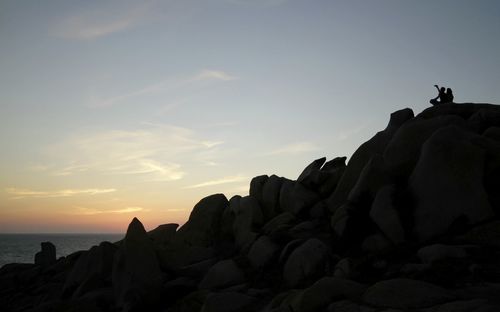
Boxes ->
[6,188,116,199]
[44,123,223,182]
[185,175,248,189]
[52,2,153,40]
[92,69,237,107]
[70,206,145,215]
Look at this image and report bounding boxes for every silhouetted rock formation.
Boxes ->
[34,242,56,267]
[3,103,500,311]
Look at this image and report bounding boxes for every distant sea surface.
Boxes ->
[0,233,124,268]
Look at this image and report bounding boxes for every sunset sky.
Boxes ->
[1,0,500,233]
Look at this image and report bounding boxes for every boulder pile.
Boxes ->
[2,103,500,311]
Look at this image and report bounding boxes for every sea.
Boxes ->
[0,233,124,268]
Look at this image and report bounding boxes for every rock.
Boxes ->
[162,277,198,303]
[112,217,163,310]
[430,299,494,312]
[264,290,301,312]
[369,185,405,245]
[34,242,56,267]
[176,193,229,247]
[250,175,269,204]
[417,244,470,264]
[318,165,346,198]
[331,204,350,238]
[262,212,297,238]
[148,223,178,245]
[280,179,320,216]
[279,239,306,264]
[327,108,413,214]
[455,220,500,248]
[409,126,494,242]
[248,236,280,269]
[289,221,318,239]
[232,195,264,250]
[484,126,500,141]
[418,103,500,121]
[198,259,245,290]
[321,157,347,172]
[283,238,331,287]
[361,233,394,255]
[201,292,257,312]
[362,278,454,309]
[297,157,327,188]
[334,258,353,279]
[384,115,466,178]
[467,108,500,133]
[348,154,391,205]
[63,241,117,298]
[177,258,218,278]
[327,300,374,312]
[157,245,215,273]
[290,277,366,312]
[261,175,285,219]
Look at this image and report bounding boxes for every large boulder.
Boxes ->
[347,154,392,205]
[262,212,298,240]
[201,292,257,312]
[384,115,466,178]
[112,217,163,310]
[362,278,454,309]
[369,184,405,245]
[148,223,178,245]
[250,175,269,204]
[261,175,285,219]
[63,241,117,298]
[283,238,331,287]
[176,194,229,247]
[409,126,494,242]
[248,236,280,269]
[327,108,413,214]
[297,157,327,189]
[198,259,245,290]
[289,277,366,312]
[232,195,264,250]
[318,157,346,197]
[34,242,56,267]
[280,179,320,216]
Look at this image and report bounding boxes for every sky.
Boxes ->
[1,0,500,233]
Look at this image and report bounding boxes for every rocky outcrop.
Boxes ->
[3,103,500,312]
[112,217,163,310]
[34,242,56,267]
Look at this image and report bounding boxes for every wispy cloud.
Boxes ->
[191,70,238,82]
[52,2,153,40]
[70,206,145,215]
[6,188,116,199]
[264,142,319,156]
[225,0,290,8]
[44,123,223,182]
[185,175,248,189]
[91,69,237,107]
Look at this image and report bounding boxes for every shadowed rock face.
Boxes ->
[3,103,500,312]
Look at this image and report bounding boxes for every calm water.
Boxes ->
[0,233,124,268]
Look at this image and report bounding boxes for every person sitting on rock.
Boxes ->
[445,87,454,103]
[430,85,453,106]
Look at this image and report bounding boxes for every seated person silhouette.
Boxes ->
[430,85,454,106]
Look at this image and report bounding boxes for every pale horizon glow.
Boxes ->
[1,0,500,233]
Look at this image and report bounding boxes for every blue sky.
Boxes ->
[1,0,500,232]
